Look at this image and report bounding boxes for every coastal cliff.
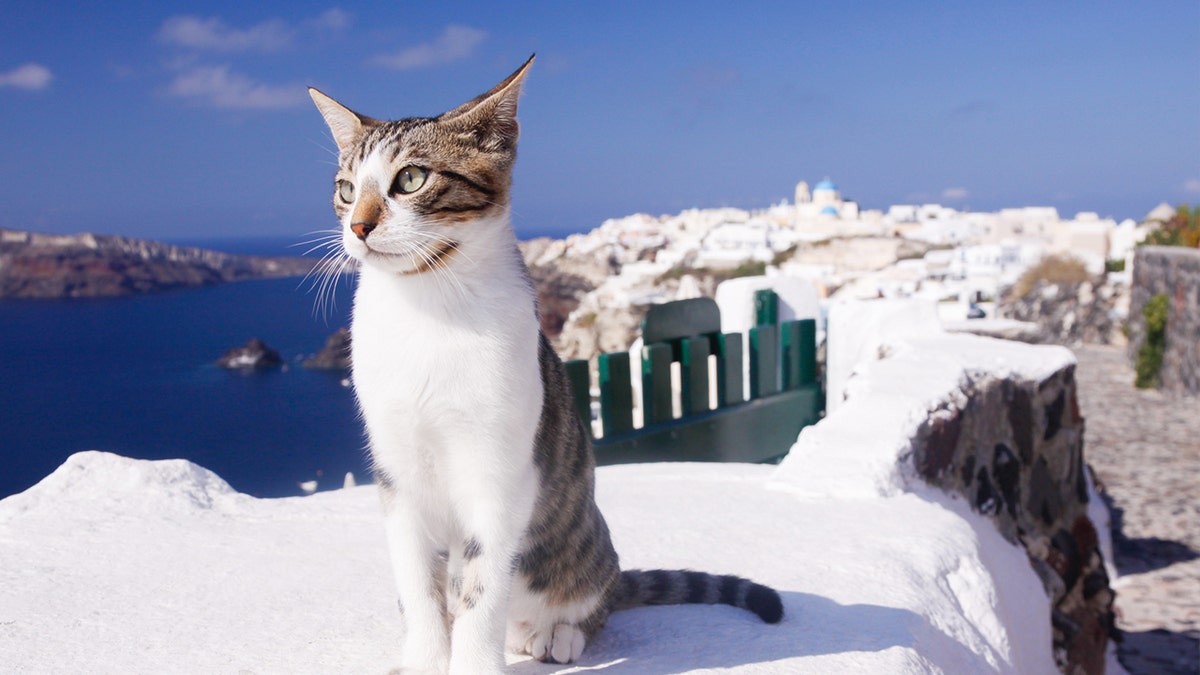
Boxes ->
[0,228,316,299]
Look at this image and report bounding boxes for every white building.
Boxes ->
[696,219,781,268]
[794,178,860,222]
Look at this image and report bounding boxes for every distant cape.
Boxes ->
[0,228,318,299]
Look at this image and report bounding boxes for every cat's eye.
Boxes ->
[394,166,427,195]
[337,180,355,203]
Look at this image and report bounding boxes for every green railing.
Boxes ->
[565,290,823,465]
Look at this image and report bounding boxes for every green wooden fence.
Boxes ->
[565,290,823,465]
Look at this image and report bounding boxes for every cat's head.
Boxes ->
[309,56,533,276]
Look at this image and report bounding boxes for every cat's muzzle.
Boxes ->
[351,222,376,240]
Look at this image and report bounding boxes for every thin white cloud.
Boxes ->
[154,11,355,112]
[1185,179,1200,194]
[942,187,970,201]
[158,15,294,52]
[372,25,487,70]
[166,65,304,109]
[0,63,53,90]
[308,8,351,31]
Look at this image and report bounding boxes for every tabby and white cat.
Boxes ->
[309,56,782,674]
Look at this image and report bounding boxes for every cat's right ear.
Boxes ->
[309,88,375,155]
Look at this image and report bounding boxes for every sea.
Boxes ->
[0,232,560,500]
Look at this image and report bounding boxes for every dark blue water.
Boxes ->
[0,238,366,499]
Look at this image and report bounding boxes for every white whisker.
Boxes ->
[299,239,357,321]
[411,230,476,268]
[307,137,340,165]
[395,237,466,301]
[300,237,344,257]
[290,231,344,271]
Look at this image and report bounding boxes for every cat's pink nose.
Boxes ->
[351,222,375,240]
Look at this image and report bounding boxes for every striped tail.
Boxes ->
[615,569,784,624]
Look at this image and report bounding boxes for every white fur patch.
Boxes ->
[506,582,603,662]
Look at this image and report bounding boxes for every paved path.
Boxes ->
[1073,344,1199,675]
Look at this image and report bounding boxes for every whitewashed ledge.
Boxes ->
[0,302,1124,674]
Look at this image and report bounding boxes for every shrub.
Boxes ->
[774,244,799,265]
[654,258,768,290]
[1142,203,1200,248]
[655,264,689,283]
[1008,254,1090,300]
[1134,293,1168,389]
[729,260,768,278]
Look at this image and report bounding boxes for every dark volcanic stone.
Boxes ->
[1028,457,1060,526]
[918,411,962,478]
[216,339,284,370]
[1082,570,1108,600]
[992,443,1020,519]
[303,328,352,370]
[960,454,976,486]
[1071,515,1099,560]
[1044,390,1066,441]
[975,467,999,515]
[1052,528,1083,592]
[914,358,1115,674]
[1007,386,1035,463]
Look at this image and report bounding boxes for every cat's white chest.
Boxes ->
[349,264,543,489]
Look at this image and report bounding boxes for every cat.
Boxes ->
[308,55,782,674]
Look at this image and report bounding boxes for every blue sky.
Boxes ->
[1,1,1197,242]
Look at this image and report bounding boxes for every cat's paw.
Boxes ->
[527,623,586,664]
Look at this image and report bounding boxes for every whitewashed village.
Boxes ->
[524,177,1163,363]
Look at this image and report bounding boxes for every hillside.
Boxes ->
[0,228,316,299]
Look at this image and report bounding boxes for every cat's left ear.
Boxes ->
[440,54,535,152]
[309,88,378,155]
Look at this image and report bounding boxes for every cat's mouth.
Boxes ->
[364,239,460,276]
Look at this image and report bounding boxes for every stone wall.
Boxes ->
[1128,246,1200,395]
[913,362,1115,674]
[792,302,1118,673]
[997,276,1127,347]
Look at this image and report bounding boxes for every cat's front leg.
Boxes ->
[381,490,451,674]
[445,537,520,674]
[445,470,539,674]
